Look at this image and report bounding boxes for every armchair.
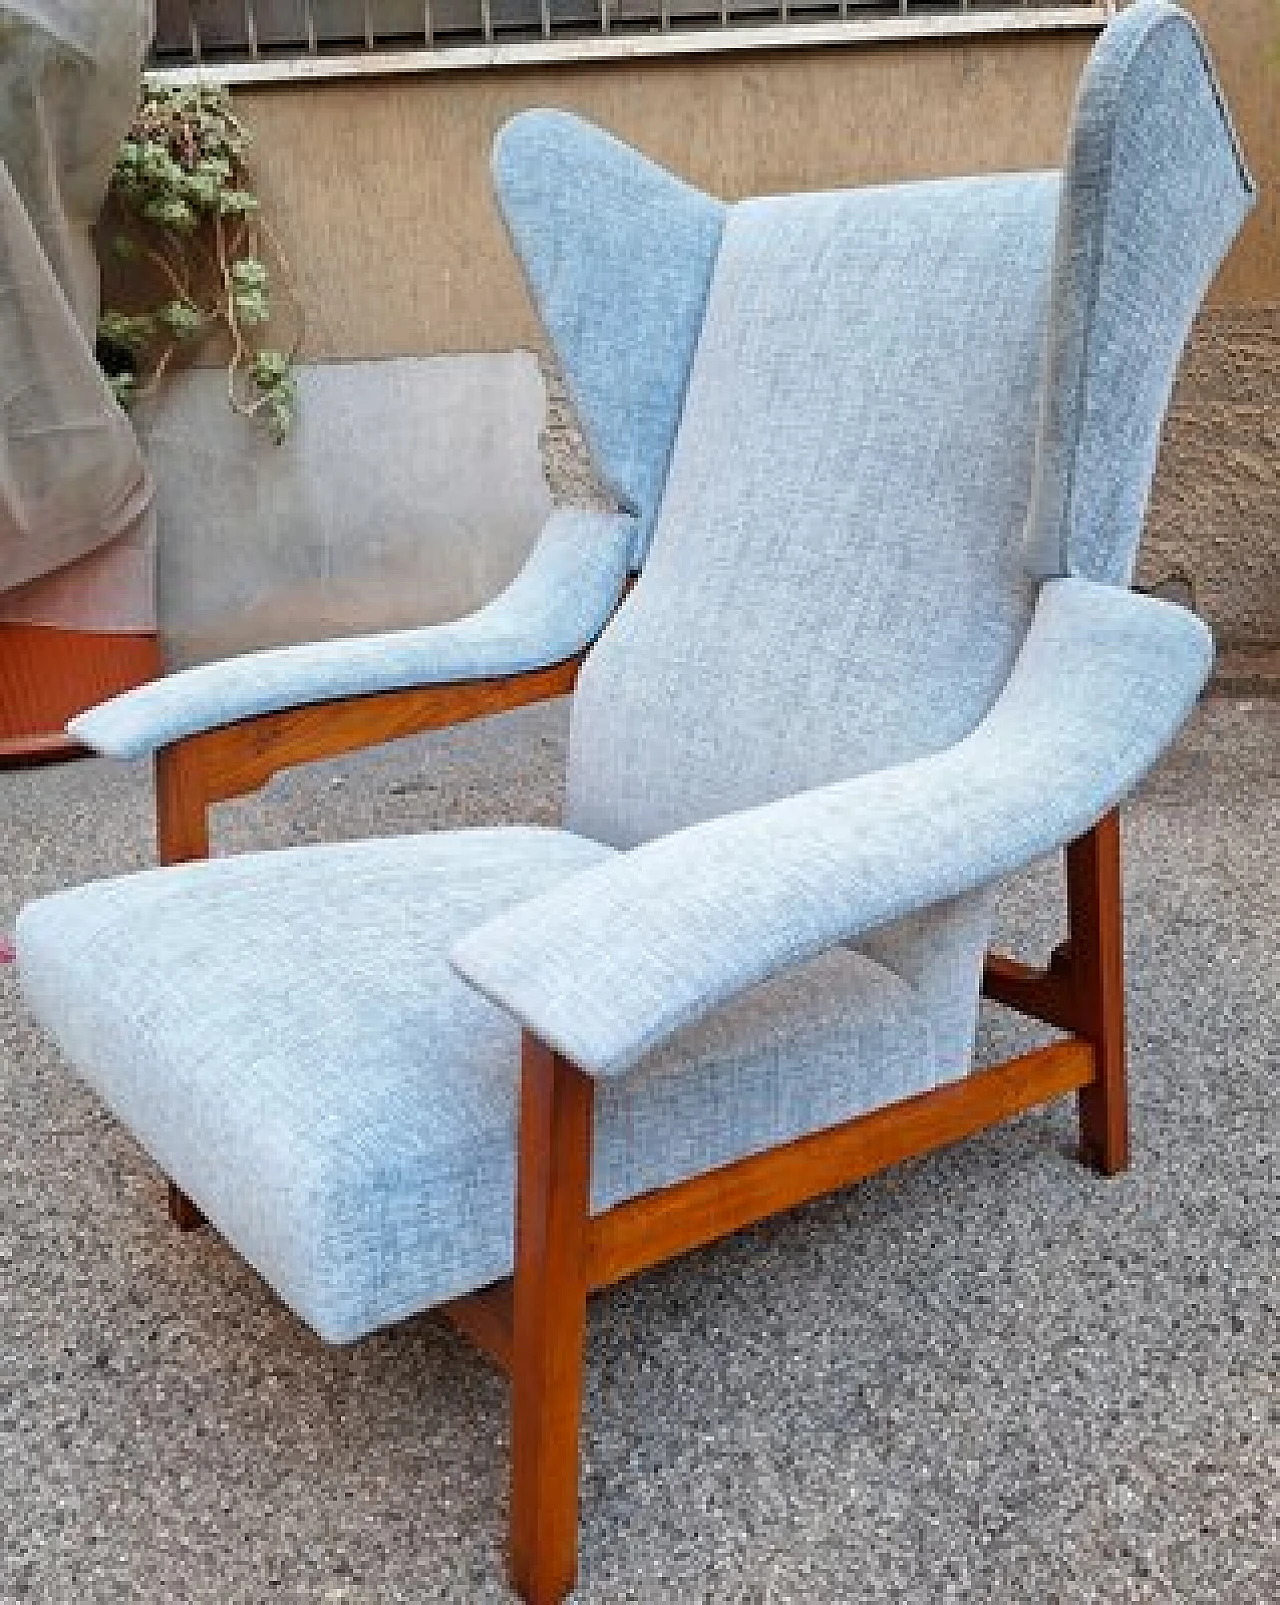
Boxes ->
[16,6,1253,1601]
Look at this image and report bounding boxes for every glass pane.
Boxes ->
[430,0,486,38]
[312,0,435,43]
[254,0,310,46]
[189,0,252,52]
[546,0,607,26]
[374,1,430,40]
[310,0,366,43]
[491,0,545,30]
[153,0,194,55]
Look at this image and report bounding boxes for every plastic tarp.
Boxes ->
[0,1,157,629]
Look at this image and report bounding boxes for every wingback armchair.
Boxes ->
[16,6,1253,1600]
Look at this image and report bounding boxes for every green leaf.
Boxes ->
[157,300,205,340]
[98,311,156,351]
[142,194,197,231]
[250,348,291,389]
[183,171,222,212]
[265,395,294,444]
[218,189,260,218]
[230,257,269,291]
[195,155,233,184]
[108,372,138,408]
[233,288,270,327]
[138,142,182,186]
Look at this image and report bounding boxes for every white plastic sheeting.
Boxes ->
[0,1,156,628]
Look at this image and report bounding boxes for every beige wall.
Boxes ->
[231,17,1279,644]
[239,36,1095,359]
[1183,0,1280,304]
[1143,307,1280,644]
[1151,2,1279,643]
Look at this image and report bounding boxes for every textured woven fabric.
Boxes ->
[567,174,1058,848]
[69,508,635,759]
[18,828,932,1342]
[564,173,1060,1069]
[455,580,1213,1077]
[1025,0,1256,585]
[492,111,726,570]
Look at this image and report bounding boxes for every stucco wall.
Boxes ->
[1182,0,1278,307]
[1143,308,1280,647]
[226,15,1278,643]
[238,35,1095,358]
[1140,1,1279,647]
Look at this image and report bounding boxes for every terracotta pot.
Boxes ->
[0,623,161,764]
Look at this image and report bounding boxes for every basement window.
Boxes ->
[152,2,1113,80]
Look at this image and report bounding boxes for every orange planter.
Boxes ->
[0,623,161,765]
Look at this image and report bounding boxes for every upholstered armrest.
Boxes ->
[69,509,635,760]
[452,578,1212,1077]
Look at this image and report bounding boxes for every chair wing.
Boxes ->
[1026,0,1256,586]
[492,111,726,571]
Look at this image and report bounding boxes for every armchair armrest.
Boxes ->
[69,508,635,761]
[451,578,1213,1077]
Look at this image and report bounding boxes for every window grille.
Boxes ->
[152,2,1112,76]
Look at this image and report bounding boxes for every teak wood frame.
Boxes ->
[150,658,1127,1605]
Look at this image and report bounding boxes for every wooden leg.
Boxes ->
[510,1036,593,1605]
[156,746,212,1228]
[155,743,210,866]
[168,1181,206,1231]
[441,1279,514,1375]
[1066,810,1129,1175]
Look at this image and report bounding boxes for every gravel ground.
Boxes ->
[0,693,1275,1604]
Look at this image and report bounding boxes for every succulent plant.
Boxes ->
[99,83,301,442]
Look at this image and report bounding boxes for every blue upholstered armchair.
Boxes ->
[16,6,1253,1600]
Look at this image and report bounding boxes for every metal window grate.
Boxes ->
[152,3,1112,76]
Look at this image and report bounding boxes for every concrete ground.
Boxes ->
[0,692,1275,1603]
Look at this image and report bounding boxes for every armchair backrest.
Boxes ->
[568,171,1057,848]
[494,2,1252,851]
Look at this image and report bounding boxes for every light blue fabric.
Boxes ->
[856,888,997,1095]
[454,581,1213,1078]
[492,111,726,570]
[1024,0,1256,585]
[69,508,634,760]
[569,174,1058,845]
[18,828,934,1343]
[565,173,1061,1080]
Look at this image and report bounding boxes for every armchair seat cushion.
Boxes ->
[18,828,938,1344]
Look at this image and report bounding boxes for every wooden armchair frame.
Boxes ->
[150,661,1126,1604]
